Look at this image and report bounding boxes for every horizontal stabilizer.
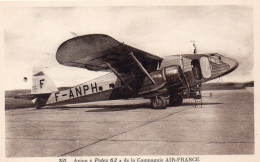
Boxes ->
[15,93,51,100]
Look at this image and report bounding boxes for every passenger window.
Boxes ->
[109,83,115,89]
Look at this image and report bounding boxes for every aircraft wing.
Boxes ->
[56,34,163,73]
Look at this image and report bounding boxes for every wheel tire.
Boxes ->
[151,96,167,109]
[35,98,45,109]
[36,104,42,109]
[169,94,183,107]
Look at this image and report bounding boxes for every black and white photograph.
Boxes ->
[2,1,257,161]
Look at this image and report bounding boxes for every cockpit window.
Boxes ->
[209,53,222,64]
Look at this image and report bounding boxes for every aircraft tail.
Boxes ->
[32,67,58,94]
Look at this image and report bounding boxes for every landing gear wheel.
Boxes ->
[36,104,42,109]
[150,96,167,109]
[169,94,183,107]
[35,98,45,109]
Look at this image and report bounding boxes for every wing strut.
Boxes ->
[106,63,135,93]
[129,52,156,84]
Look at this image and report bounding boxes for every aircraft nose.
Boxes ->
[227,58,238,72]
[221,56,239,74]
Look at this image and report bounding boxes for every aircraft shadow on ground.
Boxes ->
[181,102,223,106]
[43,102,223,112]
[85,103,152,112]
[43,103,151,112]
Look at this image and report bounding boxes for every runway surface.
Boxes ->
[5,89,254,157]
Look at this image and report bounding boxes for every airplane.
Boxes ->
[16,34,239,109]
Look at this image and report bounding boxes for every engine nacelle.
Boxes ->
[164,65,183,85]
[139,65,184,95]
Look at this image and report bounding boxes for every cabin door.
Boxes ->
[200,57,211,79]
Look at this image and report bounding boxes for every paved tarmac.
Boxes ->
[5,89,254,157]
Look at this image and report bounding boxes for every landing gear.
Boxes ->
[169,94,183,107]
[34,98,45,109]
[150,96,167,109]
[36,105,43,109]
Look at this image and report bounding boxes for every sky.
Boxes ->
[4,6,253,90]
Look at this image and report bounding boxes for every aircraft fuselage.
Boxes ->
[45,53,238,106]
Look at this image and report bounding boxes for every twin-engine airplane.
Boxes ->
[17,34,239,109]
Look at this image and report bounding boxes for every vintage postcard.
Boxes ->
[1,0,258,162]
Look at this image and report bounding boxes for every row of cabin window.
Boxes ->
[98,83,115,91]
